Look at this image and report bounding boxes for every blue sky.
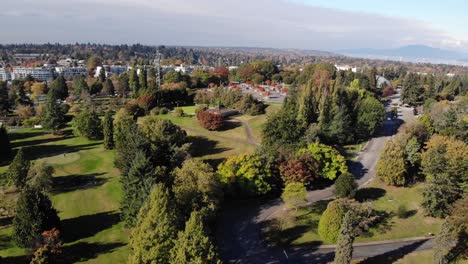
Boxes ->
[1,0,466,51]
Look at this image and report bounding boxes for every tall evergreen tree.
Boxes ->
[13,187,60,248]
[50,75,68,100]
[0,81,10,116]
[42,88,65,134]
[128,184,178,264]
[169,211,220,264]
[434,221,456,264]
[139,66,148,92]
[103,111,114,150]
[0,124,11,164]
[71,107,103,140]
[334,211,358,264]
[297,81,317,127]
[422,172,460,218]
[103,78,115,96]
[367,67,378,92]
[72,76,88,97]
[6,148,30,188]
[99,67,106,82]
[121,150,157,227]
[129,67,140,98]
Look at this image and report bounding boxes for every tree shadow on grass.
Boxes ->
[187,136,230,157]
[355,188,387,202]
[52,173,108,194]
[21,142,101,160]
[61,211,120,243]
[11,135,73,149]
[0,242,126,264]
[57,242,126,263]
[8,130,47,141]
[358,239,429,264]
[218,120,242,131]
[204,158,227,169]
[399,209,417,219]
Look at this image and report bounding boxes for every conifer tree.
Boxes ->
[334,211,357,264]
[0,124,11,164]
[72,76,88,97]
[42,88,65,134]
[121,150,156,227]
[169,211,220,264]
[103,78,115,96]
[71,107,103,140]
[139,66,148,92]
[49,75,68,100]
[99,67,106,82]
[13,187,60,248]
[433,221,456,264]
[297,81,316,127]
[6,148,30,188]
[128,184,178,264]
[129,67,140,98]
[103,111,114,150]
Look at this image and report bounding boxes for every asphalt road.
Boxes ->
[216,92,419,264]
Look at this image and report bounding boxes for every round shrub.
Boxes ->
[197,110,224,131]
[174,107,184,117]
[159,107,168,115]
[334,172,357,198]
[318,199,351,243]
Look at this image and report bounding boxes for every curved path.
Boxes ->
[234,118,260,146]
[217,92,419,263]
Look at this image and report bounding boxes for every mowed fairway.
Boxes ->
[0,128,128,263]
[0,105,276,262]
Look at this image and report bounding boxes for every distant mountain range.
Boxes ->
[339,45,468,63]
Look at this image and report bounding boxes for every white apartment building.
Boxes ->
[55,66,87,78]
[12,67,53,81]
[94,65,129,78]
[0,68,11,81]
[334,64,359,73]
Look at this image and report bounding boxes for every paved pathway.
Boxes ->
[217,92,420,263]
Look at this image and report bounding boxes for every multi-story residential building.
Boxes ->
[55,66,87,78]
[12,67,53,81]
[0,67,11,81]
[94,65,129,78]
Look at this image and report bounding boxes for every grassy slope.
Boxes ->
[264,179,442,247]
[0,128,128,263]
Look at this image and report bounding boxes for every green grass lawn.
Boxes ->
[262,179,443,248]
[0,128,128,263]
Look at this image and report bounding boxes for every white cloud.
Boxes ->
[0,0,465,51]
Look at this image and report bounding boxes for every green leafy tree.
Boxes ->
[163,70,183,84]
[169,211,220,264]
[121,150,157,227]
[27,162,54,193]
[281,182,307,211]
[434,221,457,264]
[72,76,88,97]
[297,143,348,180]
[13,187,60,248]
[139,67,148,91]
[376,139,407,186]
[42,89,65,134]
[6,148,30,188]
[327,104,354,144]
[405,136,421,168]
[89,80,103,95]
[334,172,357,198]
[102,111,114,150]
[356,96,386,139]
[0,124,11,164]
[128,184,178,264]
[173,159,222,221]
[318,199,352,243]
[218,154,274,197]
[422,173,460,218]
[72,107,103,140]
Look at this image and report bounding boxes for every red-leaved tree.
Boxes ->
[279,154,320,186]
[197,110,224,131]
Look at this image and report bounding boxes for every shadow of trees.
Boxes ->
[218,120,242,131]
[0,242,125,264]
[52,173,108,194]
[188,136,230,158]
[348,161,369,181]
[355,188,387,202]
[57,242,126,263]
[61,211,120,243]
[10,135,73,149]
[358,239,429,264]
[21,142,101,160]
